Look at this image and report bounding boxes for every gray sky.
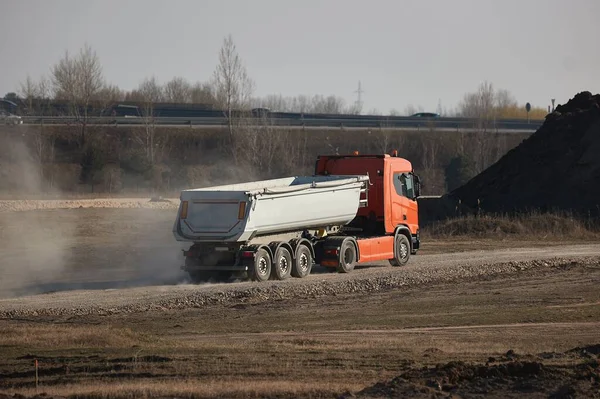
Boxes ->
[1,0,598,114]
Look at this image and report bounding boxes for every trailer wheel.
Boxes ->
[249,248,272,282]
[271,246,292,280]
[389,234,410,266]
[292,244,313,278]
[336,238,357,273]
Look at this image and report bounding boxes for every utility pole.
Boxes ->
[353,81,364,115]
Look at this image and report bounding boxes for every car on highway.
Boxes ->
[251,107,271,117]
[0,110,23,125]
[410,112,440,118]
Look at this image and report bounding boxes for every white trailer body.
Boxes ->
[173,174,369,244]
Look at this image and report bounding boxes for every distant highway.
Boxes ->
[16,113,545,132]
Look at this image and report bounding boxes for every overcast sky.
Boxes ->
[1,0,598,114]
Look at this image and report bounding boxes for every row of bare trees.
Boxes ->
[6,35,547,194]
[9,35,307,187]
[10,37,551,126]
[251,94,351,114]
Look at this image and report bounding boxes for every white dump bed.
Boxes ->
[173,175,369,243]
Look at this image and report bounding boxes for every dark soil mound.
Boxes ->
[448,91,600,217]
[347,356,600,399]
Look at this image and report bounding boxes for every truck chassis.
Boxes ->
[182,225,419,283]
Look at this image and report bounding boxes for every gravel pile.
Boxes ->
[449,91,600,216]
[1,256,598,319]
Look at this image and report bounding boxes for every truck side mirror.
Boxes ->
[413,174,421,199]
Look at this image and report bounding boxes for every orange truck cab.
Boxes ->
[312,151,421,269]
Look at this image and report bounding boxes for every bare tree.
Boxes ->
[292,95,311,113]
[135,76,164,165]
[37,76,52,112]
[94,84,124,115]
[456,81,502,172]
[212,34,255,150]
[39,76,56,183]
[309,95,345,114]
[404,104,424,116]
[51,43,105,146]
[420,131,443,194]
[436,99,443,116]
[190,82,216,105]
[233,115,279,176]
[249,93,354,114]
[18,75,39,115]
[495,89,517,110]
[17,75,55,185]
[164,77,192,103]
[252,94,288,111]
[457,81,498,127]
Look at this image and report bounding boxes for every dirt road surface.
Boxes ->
[1,243,600,317]
[1,205,599,398]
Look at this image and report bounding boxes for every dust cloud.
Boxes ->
[0,125,275,299]
[0,128,175,298]
[0,126,77,298]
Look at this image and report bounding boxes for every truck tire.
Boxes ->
[292,244,313,278]
[336,238,357,273]
[249,247,272,282]
[389,233,410,266]
[271,246,292,280]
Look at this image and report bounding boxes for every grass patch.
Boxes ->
[0,324,155,349]
[422,212,600,239]
[0,379,362,399]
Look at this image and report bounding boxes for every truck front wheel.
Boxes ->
[249,248,272,282]
[389,234,410,266]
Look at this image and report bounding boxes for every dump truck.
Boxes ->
[173,151,421,282]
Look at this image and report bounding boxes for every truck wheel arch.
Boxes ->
[288,238,316,260]
[394,225,413,252]
[268,241,295,262]
[322,236,360,264]
[243,243,274,260]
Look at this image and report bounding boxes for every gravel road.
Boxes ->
[1,243,599,318]
[0,198,179,212]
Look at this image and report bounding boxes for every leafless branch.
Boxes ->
[164,77,192,103]
[212,34,255,162]
[51,43,105,146]
[133,76,164,165]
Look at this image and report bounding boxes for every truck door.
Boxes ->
[389,171,419,234]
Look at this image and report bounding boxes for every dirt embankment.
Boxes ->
[448,91,600,217]
[347,345,600,399]
[0,124,530,198]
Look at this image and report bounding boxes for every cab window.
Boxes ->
[393,172,415,198]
